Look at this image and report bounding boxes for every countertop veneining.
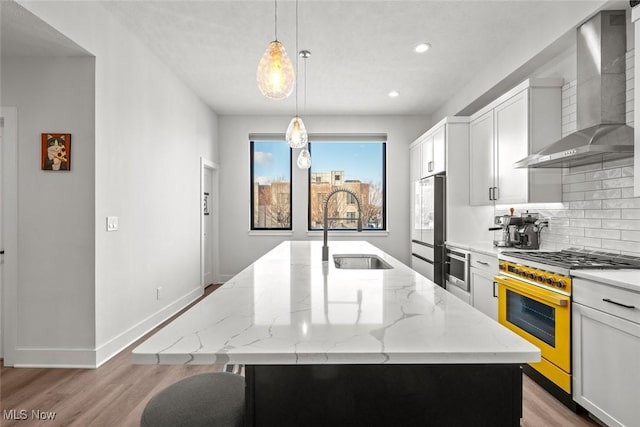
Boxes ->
[132,241,539,366]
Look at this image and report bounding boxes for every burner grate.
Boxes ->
[504,248,640,270]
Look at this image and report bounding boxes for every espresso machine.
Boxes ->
[512,214,549,250]
[489,214,523,247]
[490,211,548,249]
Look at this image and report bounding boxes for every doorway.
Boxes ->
[200,158,219,288]
[1,107,18,364]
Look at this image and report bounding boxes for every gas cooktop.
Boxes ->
[502,248,640,270]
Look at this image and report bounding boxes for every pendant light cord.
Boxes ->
[295,0,299,116]
[274,0,278,40]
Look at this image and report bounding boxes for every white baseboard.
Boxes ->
[95,286,203,367]
[9,287,203,369]
[13,348,97,369]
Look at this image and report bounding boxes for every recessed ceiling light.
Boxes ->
[388,91,400,98]
[414,43,431,53]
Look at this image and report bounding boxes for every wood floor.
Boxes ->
[1,284,600,427]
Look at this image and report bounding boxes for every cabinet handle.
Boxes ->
[493,187,499,201]
[489,187,493,201]
[428,161,434,172]
[492,281,498,298]
[602,298,636,309]
[476,261,490,266]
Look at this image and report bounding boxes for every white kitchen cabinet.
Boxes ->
[469,78,563,206]
[469,250,498,320]
[410,117,492,245]
[421,125,445,177]
[573,278,640,427]
[469,110,494,206]
[411,122,446,179]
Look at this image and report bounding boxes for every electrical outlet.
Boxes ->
[156,287,163,300]
[106,216,119,232]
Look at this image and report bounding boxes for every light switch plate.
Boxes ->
[106,216,118,232]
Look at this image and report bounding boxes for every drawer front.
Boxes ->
[469,251,498,272]
[412,255,434,283]
[573,278,640,324]
[412,242,434,261]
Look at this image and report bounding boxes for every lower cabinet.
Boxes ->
[470,267,498,321]
[573,278,640,427]
[468,250,499,320]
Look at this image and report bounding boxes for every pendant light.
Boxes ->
[296,50,312,169]
[286,0,308,149]
[256,0,295,100]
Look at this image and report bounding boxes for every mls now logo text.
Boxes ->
[3,409,57,421]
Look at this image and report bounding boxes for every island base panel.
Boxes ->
[245,364,522,427]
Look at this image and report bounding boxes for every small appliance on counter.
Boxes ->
[489,214,522,247]
[489,210,548,250]
[512,213,548,250]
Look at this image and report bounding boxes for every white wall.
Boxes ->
[2,57,96,360]
[12,1,219,366]
[434,1,606,119]
[218,115,429,279]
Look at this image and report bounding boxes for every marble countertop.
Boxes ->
[132,241,539,366]
[571,269,640,293]
[446,240,503,256]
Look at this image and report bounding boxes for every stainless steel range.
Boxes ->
[496,248,640,410]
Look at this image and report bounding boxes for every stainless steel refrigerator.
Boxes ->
[410,173,446,287]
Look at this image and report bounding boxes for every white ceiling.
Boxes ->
[1,1,618,116]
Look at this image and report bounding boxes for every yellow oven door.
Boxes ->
[496,275,570,375]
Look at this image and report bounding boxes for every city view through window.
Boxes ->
[251,141,292,230]
[250,139,386,231]
[309,142,385,231]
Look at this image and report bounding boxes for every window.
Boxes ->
[250,140,292,230]
[308,137,386,231]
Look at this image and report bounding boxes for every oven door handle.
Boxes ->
[496,276,569,307]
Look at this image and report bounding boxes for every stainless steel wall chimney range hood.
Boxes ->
[514,10,634,169]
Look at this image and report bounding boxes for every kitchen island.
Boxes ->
[133,241,539,426]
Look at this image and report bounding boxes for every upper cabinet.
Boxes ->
[421,125,446,177]
[413,123,446,179]
[469,78,564,206]
[410,117,493,243]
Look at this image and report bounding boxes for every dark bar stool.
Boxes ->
[140,372,245,427]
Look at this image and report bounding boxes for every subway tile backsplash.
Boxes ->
[494,49,639,256]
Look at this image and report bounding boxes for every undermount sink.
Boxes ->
[332,254,393,270]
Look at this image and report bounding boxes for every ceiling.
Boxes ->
[1,1,619,116]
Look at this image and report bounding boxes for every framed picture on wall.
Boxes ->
[41,133,71,171]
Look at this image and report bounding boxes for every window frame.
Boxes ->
[249,139,293,231]
[307,138,387,232]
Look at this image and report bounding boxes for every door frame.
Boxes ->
[200,157,219,288]
[1,107,18,365]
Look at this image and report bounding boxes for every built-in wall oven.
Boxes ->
[497,249,640,410]
[445,248,470,303]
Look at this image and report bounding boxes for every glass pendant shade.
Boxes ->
[257,41,295,100]
[286,115,308,148]
[297,148,311,169]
